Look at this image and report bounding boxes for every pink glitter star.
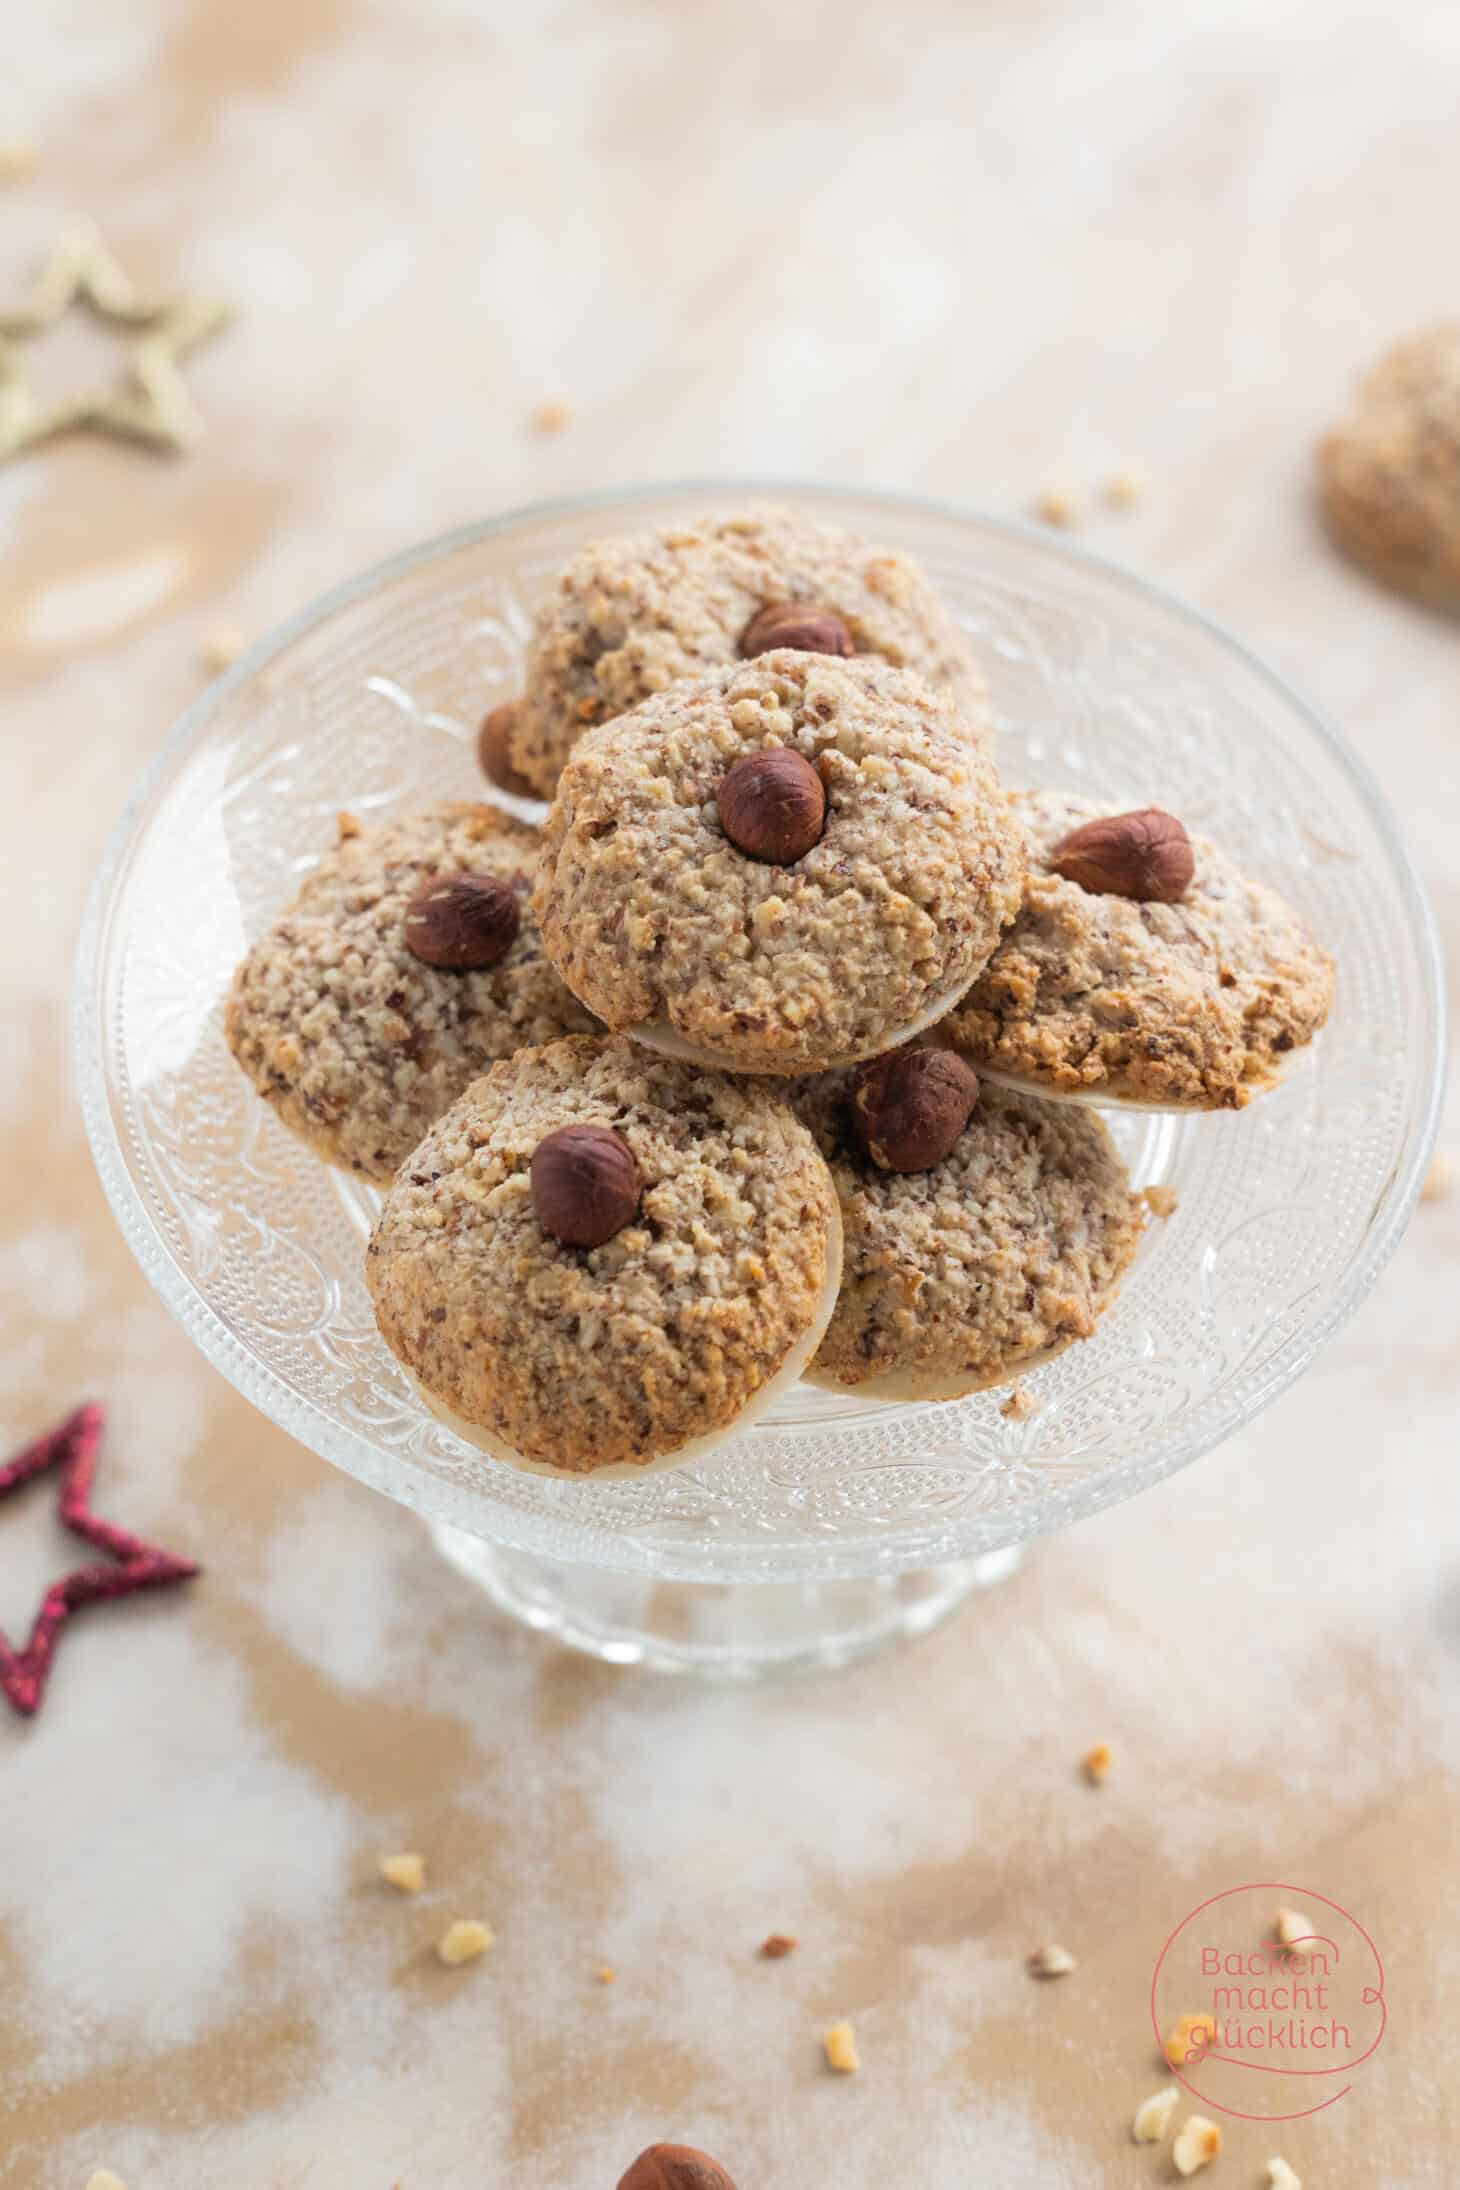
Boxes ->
[0,1403,199,1719]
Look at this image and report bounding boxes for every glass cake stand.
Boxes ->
[74,485,1444,1677]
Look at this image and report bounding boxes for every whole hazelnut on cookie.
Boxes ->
[851,1047,980,1172]
[617,2146,739,2190]
[531,1123,642,1247]
[716,748,827,864]
[1049,807,1194,903]
[405,873,521,968]
[740,599,854,658]
[478,700,538,800]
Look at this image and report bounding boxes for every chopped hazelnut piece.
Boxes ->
[1102,469,1145,509]
[337,810,363,841]
[1026,1942,1076,1978]
[379,1851,426,1893]
[1082,1741,1113,1785]
[1273,1907,1312,1949]
[1000,1383,1036,1422]
[1172,2114,1222,2175]
[436,1918,494,1965]
[1143,1183,1179,1218]
[531,397,573,434]
[198,620,246,674]
[1265,2160,1301,2189]
[1131,2084,1179,2142]
[1034,488,1079,528]
[595,1963,616,1983]
[823,2019,860,2073]
[1422,1151,1456,1202]
[1164,2011,1217,2067]
[760,1932,797,1959]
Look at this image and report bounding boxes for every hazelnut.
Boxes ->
[716,748,827,864]
[616,2146,739,2190]
[531,1124,641,1248]
[1163,2011,1217,2068]
[850,1048,979,1172]
[1171,2114,1222,2176]
[478,699,537,800]
[739,599,854,658]
[435,1918,494,1965]
[1049,807,1194,902]
[404,873,520,969]
[759,1932,798,1959]
[1131,2085,1179,2144]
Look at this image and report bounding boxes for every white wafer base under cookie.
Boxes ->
[627,969,981,1078]
[967,1057,1291,1116]
[406,1201,844,1479]
[804,1335,1078,1404]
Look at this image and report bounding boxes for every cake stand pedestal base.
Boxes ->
[427,1526,1023,1679]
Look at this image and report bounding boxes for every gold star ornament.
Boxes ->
[0,221,232,462]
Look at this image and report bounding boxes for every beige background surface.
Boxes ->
[2,2,1458,2184]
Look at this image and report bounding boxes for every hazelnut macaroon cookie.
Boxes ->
[481,503,990,800]
[1318,325,1460,609]
[534,651,1025,1076]
[226,803,597,1180]
[939,791,1335,1111]
[799,1047,1145,1399]
[365,1035,842,1475]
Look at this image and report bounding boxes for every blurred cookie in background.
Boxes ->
[1319,326,1460,610]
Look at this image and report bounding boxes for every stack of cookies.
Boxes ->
[227,506,1335,1477]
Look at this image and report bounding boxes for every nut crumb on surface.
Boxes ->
[335,808,362,840]
[1082,1740,1113,1785]
[1102,469,1144,508]
[436,1918,494,1965]
[595,1963,616,1983]
[1142,1183,1179,1218]
[1131,2084,1179,2143]
[1164,2011,1217,2067]
[823,2019,860,2073]
[1033,488,1079,528]
[379,1851,426,1893]
[198,620,246,674]
[530,397,573,434]
[759,1932,797,1958]
[1026,1942,1076,1978]
[1000,1383,1036,1421]
[1422,1151,1456,1202]
[1273,1906,1312,1948]
[0,136,38,181]
[1265,2160,1302,2189]
[1172,2114,1222,2175]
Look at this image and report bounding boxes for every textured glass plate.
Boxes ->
[75,485,1444,1582]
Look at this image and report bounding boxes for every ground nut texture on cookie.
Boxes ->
[225,804,597,1181]
[533,652,1025,1076]
[365,1036,840,1472]
[500,502,991,796]
[799,1072,1143,1392]
[940,789,1334,1109]
[1319,325,1460,609]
